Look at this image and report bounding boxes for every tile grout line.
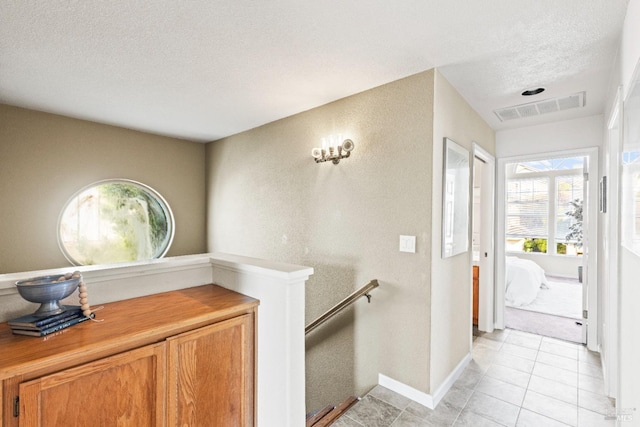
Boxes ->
[576,353,580,427]
[524,339,582,426]
[513,336,542,426]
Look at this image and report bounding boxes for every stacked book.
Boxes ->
[9,306,90,337]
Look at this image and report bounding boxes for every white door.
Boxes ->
[580,158,589,344]
[473,144,495,332]
[583,150,600,351]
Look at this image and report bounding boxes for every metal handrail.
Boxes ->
[305,279,379,335]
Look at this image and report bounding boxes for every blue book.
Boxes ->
[8,306,83,329]
[11,314,90,337]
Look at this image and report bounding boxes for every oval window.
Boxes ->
[58,180,175,266]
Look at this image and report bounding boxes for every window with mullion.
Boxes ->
[506,177,549,240]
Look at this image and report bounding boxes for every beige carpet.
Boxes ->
[505,306,583,344]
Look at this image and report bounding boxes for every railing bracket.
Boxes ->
[305,280,379,335]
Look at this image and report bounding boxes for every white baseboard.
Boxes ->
[378,352,472,410]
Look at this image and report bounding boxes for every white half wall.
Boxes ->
[209,252,313,427]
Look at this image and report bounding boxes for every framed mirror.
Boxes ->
[442,138,470,258]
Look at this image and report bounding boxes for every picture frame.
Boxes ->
[442,138,470,258]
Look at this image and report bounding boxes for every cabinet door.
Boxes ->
[167,314,255,427]
[18,343,165,427]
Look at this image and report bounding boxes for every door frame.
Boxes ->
[495,148,599,350]
[472,143,496,332]
[602,86,622,397]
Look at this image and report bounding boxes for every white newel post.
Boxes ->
[209,253,313,427]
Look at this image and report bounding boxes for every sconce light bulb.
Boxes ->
[311,147,323,159]
[342,139,355,153]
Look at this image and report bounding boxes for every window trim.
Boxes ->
[57,179,175,266]
[505,157,584,256]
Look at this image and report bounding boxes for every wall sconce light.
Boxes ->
[311,135,355,164]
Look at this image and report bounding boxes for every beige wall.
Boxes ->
[0,104,207,273]
[430,70,495,391]
[0,67,496,411]
[207,70,436,410]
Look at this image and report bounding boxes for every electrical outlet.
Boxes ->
[399,235,416,253]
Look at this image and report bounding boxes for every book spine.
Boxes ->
[39,313,83,330]
[34,308,82,327]
[39,315,90,336]
[10,310,83,330]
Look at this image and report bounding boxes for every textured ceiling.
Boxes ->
[0,1,630,142]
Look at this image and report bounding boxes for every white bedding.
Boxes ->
[505,256,548,307]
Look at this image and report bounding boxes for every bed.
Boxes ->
[505,256,548,307]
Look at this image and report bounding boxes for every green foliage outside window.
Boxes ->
[523,238,547,253]
[565,198,583,249]
[59,180,174,266]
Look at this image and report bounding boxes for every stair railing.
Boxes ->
[305,279,379,335]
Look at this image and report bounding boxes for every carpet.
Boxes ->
[505,306,583,343]
[506,276,582,319]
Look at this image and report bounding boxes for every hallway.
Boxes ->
[334,328,613,426]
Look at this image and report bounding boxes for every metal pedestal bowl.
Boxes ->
[16,275,81,317]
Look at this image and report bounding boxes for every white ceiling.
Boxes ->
[0,1,630,142]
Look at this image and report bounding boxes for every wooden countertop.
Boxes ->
[0,284,259,380]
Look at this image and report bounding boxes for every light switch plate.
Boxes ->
[399,235,416,253]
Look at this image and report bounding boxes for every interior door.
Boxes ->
[581,149,600,350]
[581,158,589,344]
[473,144,496,333]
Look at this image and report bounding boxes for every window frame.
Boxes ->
[57,179,175,266]
[506,158,584,256]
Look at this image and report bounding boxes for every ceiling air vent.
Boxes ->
[494,92,586,122]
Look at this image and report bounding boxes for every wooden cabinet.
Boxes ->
[0,285,258,427]
[19,343,165,427]
[167,315,254,427]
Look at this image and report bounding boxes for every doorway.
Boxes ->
[496,149,598,348]
[471,143,495,333]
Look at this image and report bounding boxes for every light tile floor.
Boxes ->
[334,328,615,426]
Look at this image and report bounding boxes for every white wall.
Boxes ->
[508,252,581,279]
[496,115,604,158]
[616,0,640,422]
[622,0,640,94]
